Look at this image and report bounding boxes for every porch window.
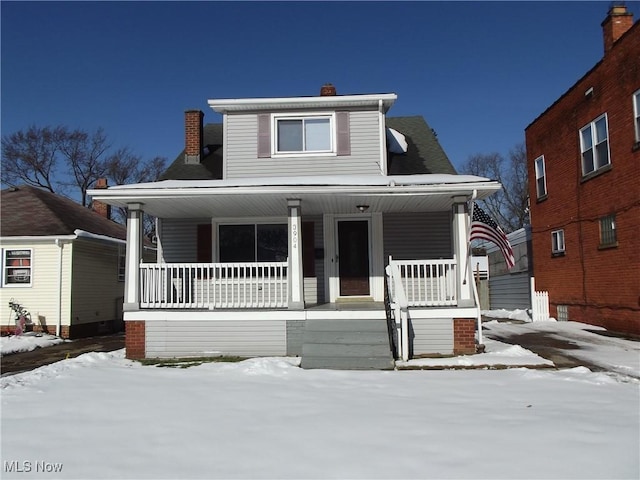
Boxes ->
[551,230,565,256]
[534,155,547,199]
[118,245,125,282]
[3,249,32,286]
[599,214,617,248]
[580,114,610,176]
[219,224,287,262]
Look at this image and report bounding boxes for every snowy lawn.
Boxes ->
[2,343,638,479]
[0,332,65,356]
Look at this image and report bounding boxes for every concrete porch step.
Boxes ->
[301,317,395,370]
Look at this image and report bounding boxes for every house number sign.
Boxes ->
[292,223,298,249]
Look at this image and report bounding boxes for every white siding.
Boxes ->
[0,241,72,328]
[383,212,452,260]
[70,240,125,326]
[145,319,287,357]
[225,110,382,178]
[410,317,454,355]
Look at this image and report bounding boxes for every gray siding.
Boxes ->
[286,319,305,356]
[225,110,382,178]
[305,215,324,304]
[145,319,287,358]
[489,272,531,310]
[160,218,210,263]
[410,317,454,356]
[383,212,452,260]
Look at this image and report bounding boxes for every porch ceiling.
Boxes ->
[90,179,501,218]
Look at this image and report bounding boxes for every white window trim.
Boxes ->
[633,90,640,143]
[534,155,547,198]
[551,230,565,255]
[579,113,611,176]
[3,248,33,287]
[271,112,337,157]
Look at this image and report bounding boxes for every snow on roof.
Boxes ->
[106,174,496,191]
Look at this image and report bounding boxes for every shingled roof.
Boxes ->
[1,186,127,239]
[159,116,456,181]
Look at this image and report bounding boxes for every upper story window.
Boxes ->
[273,114,335,155]
[258,112,350,158]
[580,114,610,176]
[551,229,565,256]
[275,116,333,154]
[534,155,547,199]
[3,249,32,287]
[633,90,640,143]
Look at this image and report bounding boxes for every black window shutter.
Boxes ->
[196,224,212,263]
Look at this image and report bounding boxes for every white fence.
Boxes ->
[530,277,550,321]
[140,262,288,309]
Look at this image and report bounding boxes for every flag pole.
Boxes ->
[465,190,483,347]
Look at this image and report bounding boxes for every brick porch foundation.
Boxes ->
[453,318,476,355]
[125,320,146,359]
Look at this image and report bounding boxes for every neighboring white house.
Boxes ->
[89,85,502,367]
[0,185,149,338]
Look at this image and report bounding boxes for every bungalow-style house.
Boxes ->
[89,85,501,368]
[0,182,149,338]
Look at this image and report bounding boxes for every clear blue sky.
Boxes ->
[2,1,639,173]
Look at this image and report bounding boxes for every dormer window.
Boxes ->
[274,114,334,155]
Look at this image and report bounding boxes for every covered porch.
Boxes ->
[89,174,500,362]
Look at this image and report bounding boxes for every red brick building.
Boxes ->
[525,5,640,335]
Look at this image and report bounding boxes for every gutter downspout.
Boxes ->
[54,238,65,337]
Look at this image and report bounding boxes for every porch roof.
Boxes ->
[88,174,501,218]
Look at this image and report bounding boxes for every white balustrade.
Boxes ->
[389,259,457,307]
[139,262,288,309]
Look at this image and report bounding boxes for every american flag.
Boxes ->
[470,204,515,269]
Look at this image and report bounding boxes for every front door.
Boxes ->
[337,220,370,296]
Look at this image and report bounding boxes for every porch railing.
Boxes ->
[389,258,457,307]
[140,262,288,309]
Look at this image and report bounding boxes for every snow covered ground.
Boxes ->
[2,325,639,480]
[0,332,65,356]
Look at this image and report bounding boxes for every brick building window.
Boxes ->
[3,249,32,286]
[634,90,640,143]
[580,114,610,176]
[551,230,565,255]
[599,214,617,247]
[534,155,547,198]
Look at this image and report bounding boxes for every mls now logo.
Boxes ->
[4,460,64,473]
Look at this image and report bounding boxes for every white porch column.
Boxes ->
[123,203,144,312]
[452,199,473,307]
[287,199,304,310]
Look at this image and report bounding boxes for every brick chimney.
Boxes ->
[602,4,634,54]
[185,109,204,164]
[320,83,337,96]
[92,178,111,219]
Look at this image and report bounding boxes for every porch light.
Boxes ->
[356,205,369,213]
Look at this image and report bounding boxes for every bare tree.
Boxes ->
[1,125,67,192]
[103,148,167,235]
[58,128,111,206]
[461,143,529,232]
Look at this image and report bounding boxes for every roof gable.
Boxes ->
[1,186,127,239]
[160,116,457,181]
